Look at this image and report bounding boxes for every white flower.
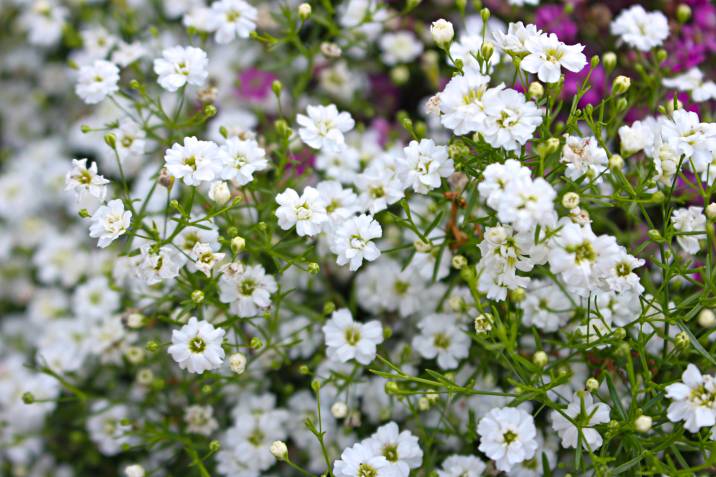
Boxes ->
[438,71,494,135]
[86,402,136,456]
[355,164,406,214]
[209,0,257,44]
[364,421,423,477]
[551,392,611,450]
[379,31,423,65]
[218,262,277,317]
[88,199,131,248]
[65,158,109,203]
[317,180,359,227]
[493,176,556,233]
[477,407,539,472]
[111,41,146,67]
[219,136,268,185]
[482,89,542,151]
[164,136,222,186]
[190,242,225,276]
[431,19,454,45]
[322,308,384,365]
[478,159,533,209]
[334,442,392,477]
[275,186,328,237]
[436,455,487,477]
[493,22,543,56]
[660,109,716,173]
[672,206,706,254]
[400,139,454,194]
[153,46,208,92]
[168,316,226,374]
[297,104,355,153]
[666,364,716,433]
[20,0,68,46]
[136,244,186,285]
[561,136,609,182]
[124,465,145,477]
[184,405,219,436]
[618,117,656,155]
[208,181,231,204]
[330,214,382,271]
[610,5,669,52]
[519,280,572,332]
[75,60,120,104]
[412,314,470,370]
[521,33,587,83]
[663,68,716,103]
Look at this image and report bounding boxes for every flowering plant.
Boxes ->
[2,0,716,476]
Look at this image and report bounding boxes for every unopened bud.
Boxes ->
[231,236,246,253]
[22,392,34,404]
[528,81,544,100]
[562,192,580,209]
[127,313,144,328]
[603,52,617,73]
[298,3,312,21]
[331,401,348,419]
[430,19,454,46]
[270,441,288,460]
[706,203,716,220]
[609,154,624,170]
[634,414,652,433]
[533,351,548,367]
[698,309,716,328]
[104,133,117,149]
[612,75,631,96]
[124,464,145,477]
[585,377,599,392]
[480,41,494,62]
[676,4,691,23]
[250,337,263,350]
[474,314,493,334]
[675,331,690,348]
[229,352,247,374]
[451,255,467,270]
[191,290,204,303]
[271,80,283,97]
[390,66,409,85]
[209,181,231,205]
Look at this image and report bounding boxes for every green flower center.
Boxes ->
[189,336,206,353]
[344,326,361,346]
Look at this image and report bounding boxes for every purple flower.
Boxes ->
[563,65,606,107]
[236,68,277,102]
[535,5,578,43]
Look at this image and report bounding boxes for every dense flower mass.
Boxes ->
[2,0,716,476]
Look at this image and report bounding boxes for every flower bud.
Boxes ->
[320,42,342,58]
[390,65,410,85]
[209,440,221,452]
[78,208,90,218]
[271,79,282,97]
[430,19,454,46]
[231,236,246,253]
[137,368,154,385]
[698,309,716,328]
[414,239,432,253]
[250,337,263,350]
[146,340,160,353]
[208,181,231,205]
[125,346,145,364]
[22,392,34,404]
[474,314,493,334]
[480,41,495,62]
[418,397,430,411]
[676,4,691,23]
[634,415,652,433]
[602,51,617,73]
[585,377,599,392]
[81,124,91,133]
[158,167,174,189]
[706,203,716,220]
[528,81,544,100]
[298,3,312,21]
[451,255,467,270]
[562,192,580,209]
[127,313,144,328]
[508,287,526,302]
[532,351,548,367]
[612,75,631,96]
[104,133,117,150]
[191,290,205,304]
[608,154,624,170]
[203,104,217,117]
[307,262,320,274]
[229,352,247,374]
[675,331,690,349]
[480,7,490,22]
[124,465,145,477]
[270,440,288,461]
[331,401,348,419]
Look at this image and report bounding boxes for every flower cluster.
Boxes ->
[1,0,716,476]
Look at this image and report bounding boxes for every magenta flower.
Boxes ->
[535,5,578,44]
[236,68,277,102]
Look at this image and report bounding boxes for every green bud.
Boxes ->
[209,440,221,453]
[298,3,312,21]
[80,124,91,133]
[307,262,320,274]
[79,208,90,218]
[650,191,665,204]
[201,384,212,394]
[298,364,310,375]
[647,229,663,242]
[274,119,292,138]
[311,378,321,393]
[532,351,548,367]
[612,75,631,96]
[675,331,690,349]
[191,290,204,304]
[145,340,160,353]
[615,97,628,112]
[250,337,263,350]
[602,52,617,73]
[451,255,467,270]
[323,301,336,315]
[104,133,116,149]
[385,381,400,394]
[480,7,490,22]
[585,377,599,392]
[656,49,668,64]
[231,236,246,253]
[383,326,392,340]
[271,80,283,97]
[203,104,217,117]
[22,392,35,404]
[676,4,691,23]
[129,79,141,90]
[590,55,600,69]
